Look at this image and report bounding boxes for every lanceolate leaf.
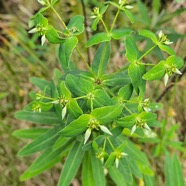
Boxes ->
[66,74,94,96]
[123,9,135,23]
[59,114,92,137]
[58,140,84,186]
[46,25,65,44]
[67,15,84,35]
[144,175,156,186]
[112,29,132,40]
[18,126,61,156]
[118,83,133,100]
[165,152,185,186]
[30,77,51,95]
[137,0,151,25]
[67,99,83,118]
[139,30,158,44]
[20,139,72,181]
[108,166,127,186]
[118,158,133,184]
[166,55,184,69]
[14,111,61,125]
[172,154,185,186]
[12,128,49,140]
[92,42,110,76]
[139,112,157,124]
[117,114,139,127]
[58,36,78,72]
[86,33,111,47]
[82,152,96,186]
[93,89,114,107]
[125,36,139,63]
[158,44,175,55]
[128,63,146,95]
[91,151,106,186]
[142,60,166,80]
[58,81,71,99]
[91,104,123,124]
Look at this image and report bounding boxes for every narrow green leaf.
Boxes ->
[158,44,175,55]
[117,113,138,127]
[172,154,185,186]
[137,0,151,25]
[108,166,127,186]
[58,140,84,186]
[91,104,123,124]
[126,155,142,179]
[139,30,158,44]
[86,33,111,47]
[33,13,48,26]
[105,152,116,168]
[125,36,139,63]
[105,1,120,9]
[67,15,84,35]
[139,112,157,124]
[166,55,184,69]
[123,9,135,23]
[14,110,61,125]
[66,74,94,96]
[92,42,110,76]
[58,36,78,72]
[59,114,92,137]
[18,126,60,156]
[118,158,133,184]
[67,99,83,118]
[102,70,131,87]
[82,152,96,186]
[128,63,146,95]
[20,139,71,181]
[118,83,133,100]
[91,151,106,186]
[142,60,166,80]
[58,81,71,98]
[46,25,65,44]
[112,29,132,40]
[93,89,114,107]
[12,128,49,140]
[165,152,174,186]
[144,175,156,186]
[30,77,51,95]
[53,136,70,150]
[92,17,100,31]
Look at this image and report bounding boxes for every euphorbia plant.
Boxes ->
[14,0,184,185]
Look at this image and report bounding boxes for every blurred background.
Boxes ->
[0,0,185,185]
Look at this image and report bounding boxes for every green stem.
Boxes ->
[102,85,115,97]
[90,98,93,112]
[110,9,120,32]
[123,105,132,114]
[103,139,107,150]
[100,18,109,33]
[76,47,95,77]
[137,62,155,66]
[138,45,157,61]
[52,6,95,77]
[51,6,68,30]
[107,138,115,151]
[74,95,87,100]
[109,63,130,77]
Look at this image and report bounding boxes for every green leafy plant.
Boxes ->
[14,0,185,185]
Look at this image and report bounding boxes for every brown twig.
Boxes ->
[156,56,186,102]
[80,0,91,65]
